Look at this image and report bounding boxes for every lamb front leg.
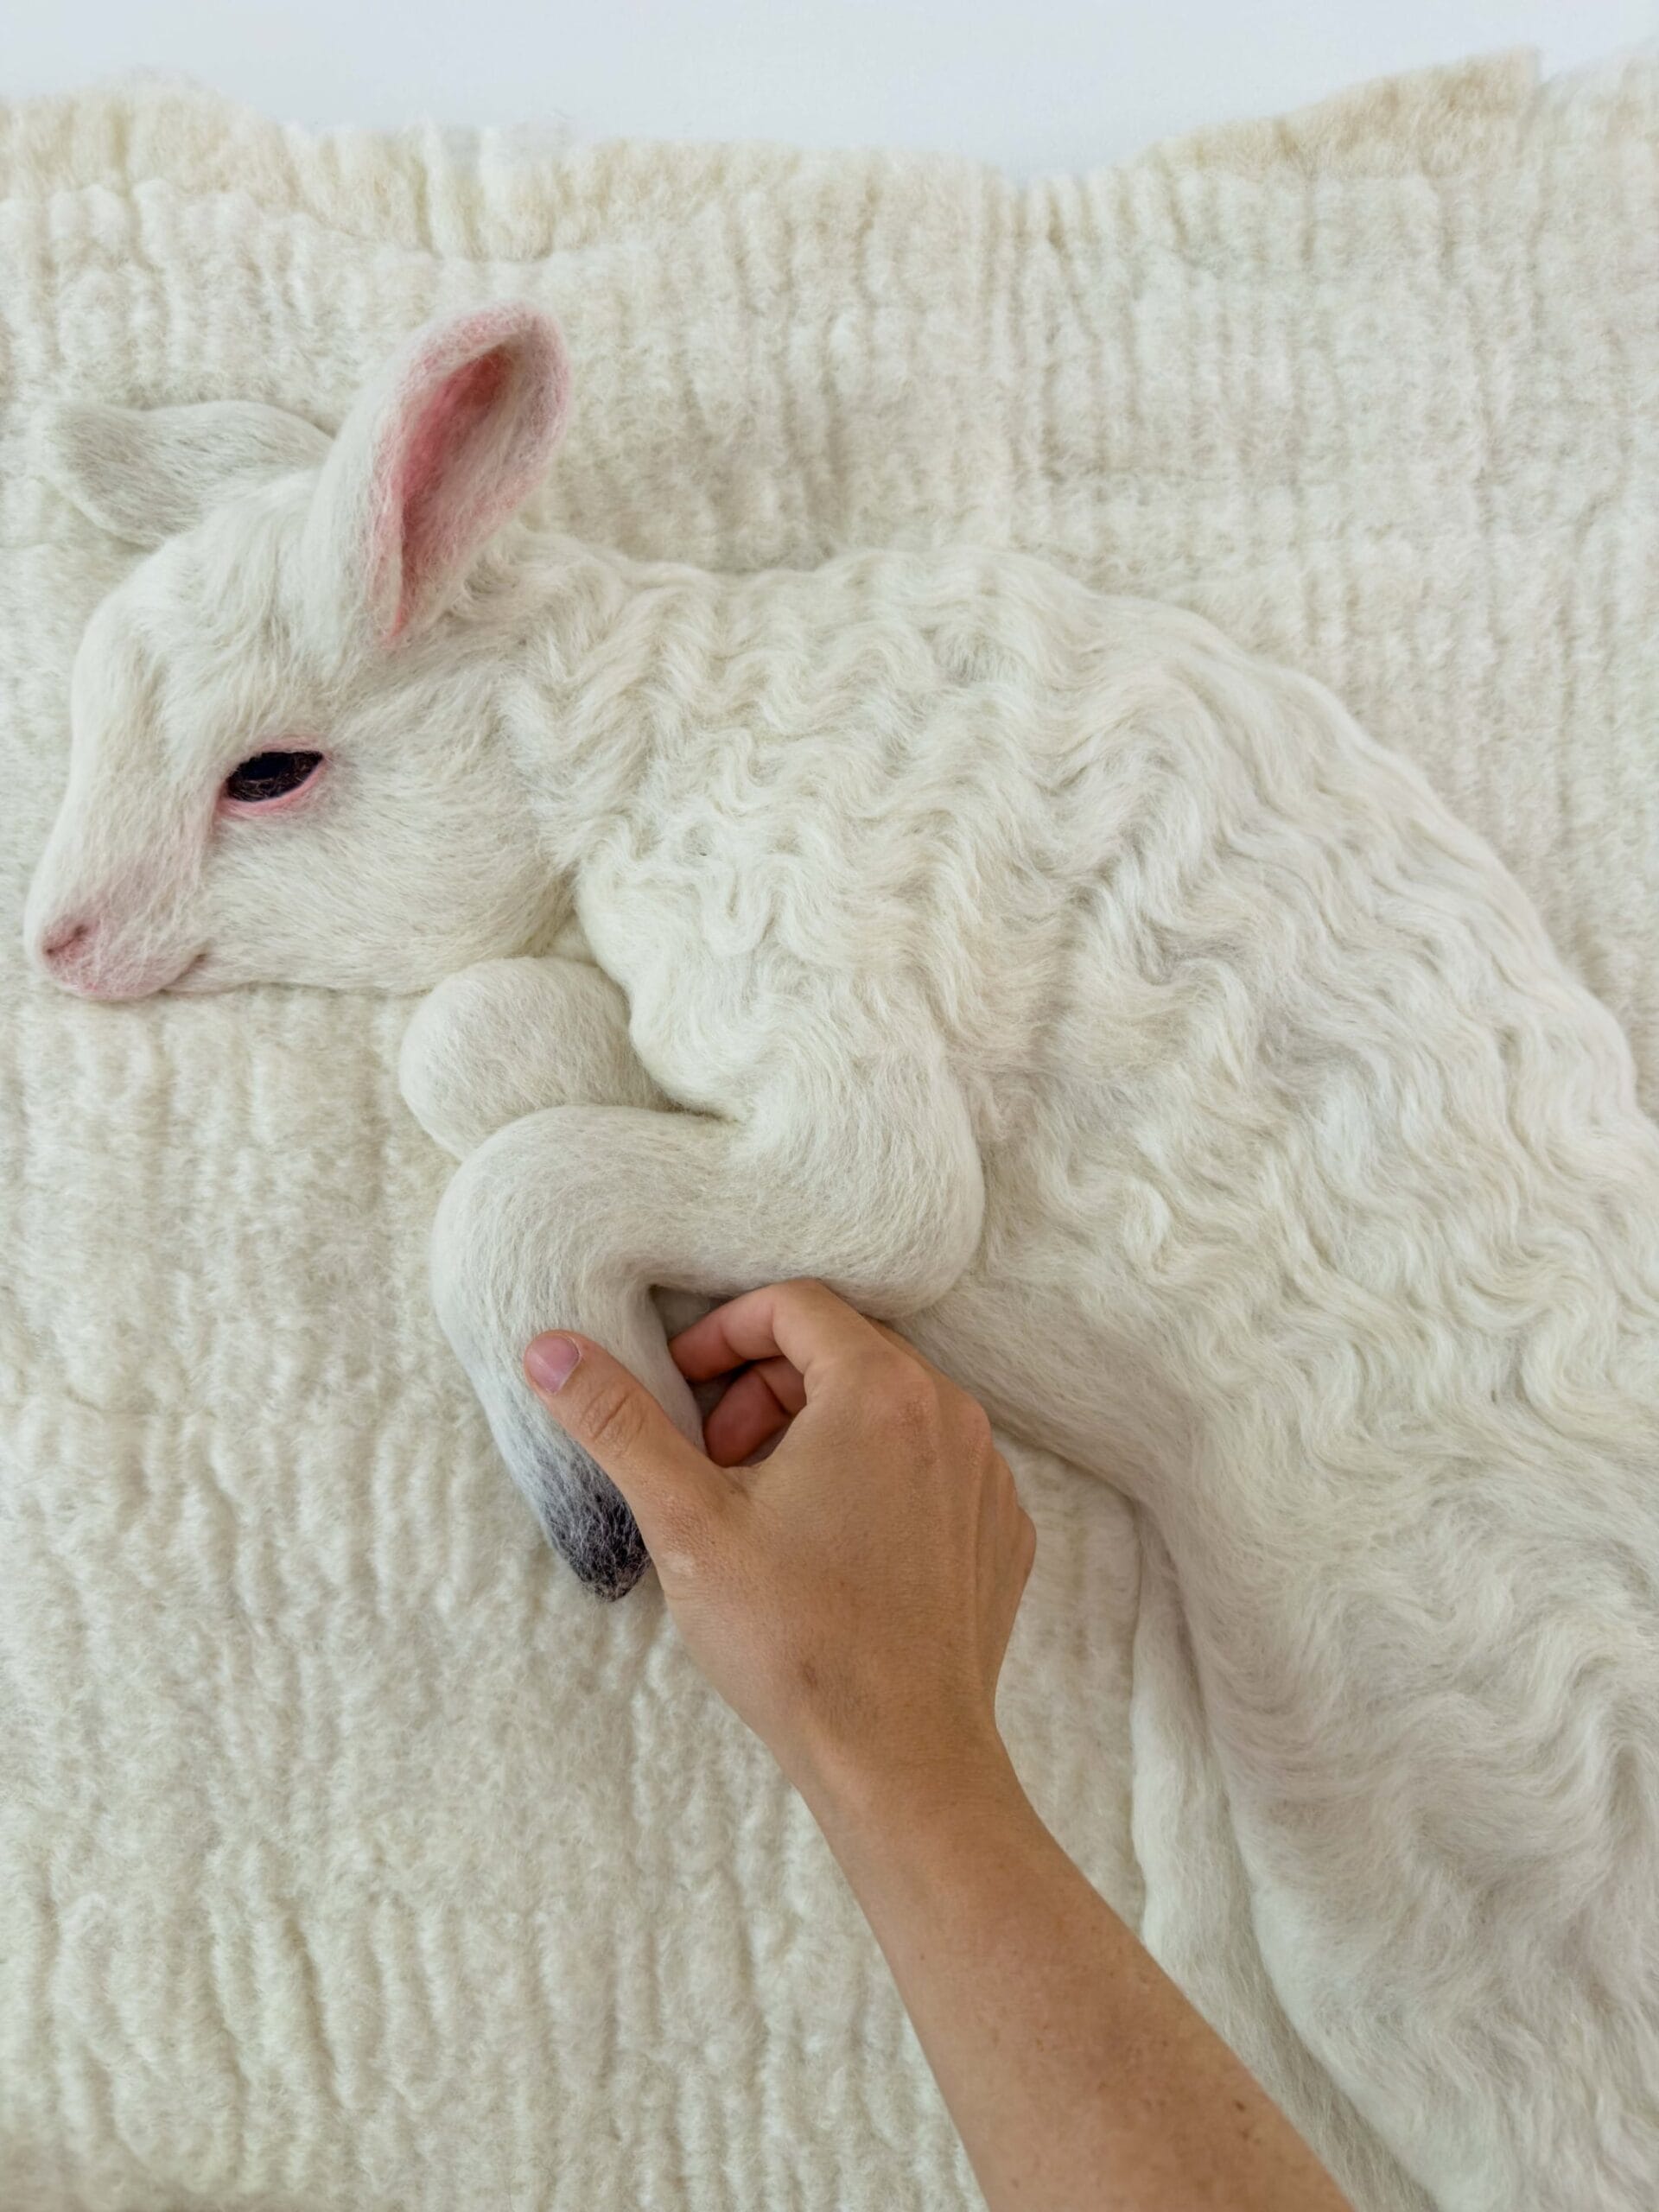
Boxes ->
[399,954,713,1531]
[431,1057,986,1597]
[398,954,667,1159]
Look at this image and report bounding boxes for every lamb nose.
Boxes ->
[41,918,92,963]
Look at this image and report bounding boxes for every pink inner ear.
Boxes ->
[387,348,512,638]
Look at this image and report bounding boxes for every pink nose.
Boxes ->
[41,917,93,967]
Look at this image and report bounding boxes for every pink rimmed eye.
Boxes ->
[220,750,326,810]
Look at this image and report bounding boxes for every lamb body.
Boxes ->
[24,306,1659,2210]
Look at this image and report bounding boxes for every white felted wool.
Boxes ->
[3,50,1657,2212]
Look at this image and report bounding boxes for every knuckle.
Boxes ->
[573,1375,646,1462]
[957,1393,995,1449]
[649,1496,715,1584]
[866,1318,915,1357]
[1018,1509,1038,1570]
[878,1359,936,1425]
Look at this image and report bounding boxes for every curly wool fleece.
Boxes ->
[24,256,1659,2212]
[10,52,1659,2212]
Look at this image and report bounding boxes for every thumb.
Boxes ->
[524,1332,730,1552]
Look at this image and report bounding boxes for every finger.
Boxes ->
[866,1318,939,1375]
[1017,1508,1038,1584]
[670,1277,890,1389]
[702,1358,803,1466]
[524,1332,730,1547]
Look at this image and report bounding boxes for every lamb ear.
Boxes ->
[35,399,332,546]
[303,304,571,649]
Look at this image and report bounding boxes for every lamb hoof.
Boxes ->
[516,1429,650,1600]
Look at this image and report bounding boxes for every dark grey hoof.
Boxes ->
[513,1427,650,1600]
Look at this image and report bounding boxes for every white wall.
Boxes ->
[8,1,1655,175]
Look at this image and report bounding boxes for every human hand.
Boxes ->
[523,1279,1035,1820]
[524,1289,1353,2212]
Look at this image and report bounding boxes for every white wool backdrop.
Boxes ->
[1,48,1656,2212]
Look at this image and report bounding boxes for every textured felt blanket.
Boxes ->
[2,49,1656,2211]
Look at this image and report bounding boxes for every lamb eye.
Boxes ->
[223,750,324,804]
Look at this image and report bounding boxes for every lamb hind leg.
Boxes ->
[433,1071,985,1597]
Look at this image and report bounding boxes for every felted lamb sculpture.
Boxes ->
[22,303,1659,2209]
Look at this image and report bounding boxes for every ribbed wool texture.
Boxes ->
[2,50,1655,2212]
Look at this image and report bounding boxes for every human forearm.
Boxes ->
[809,1744,1353,2212]
[522,1283,1350,2212]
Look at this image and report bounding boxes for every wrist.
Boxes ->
[793,1726,1029,1860]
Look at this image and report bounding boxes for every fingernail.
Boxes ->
[525,1334,582,1395]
